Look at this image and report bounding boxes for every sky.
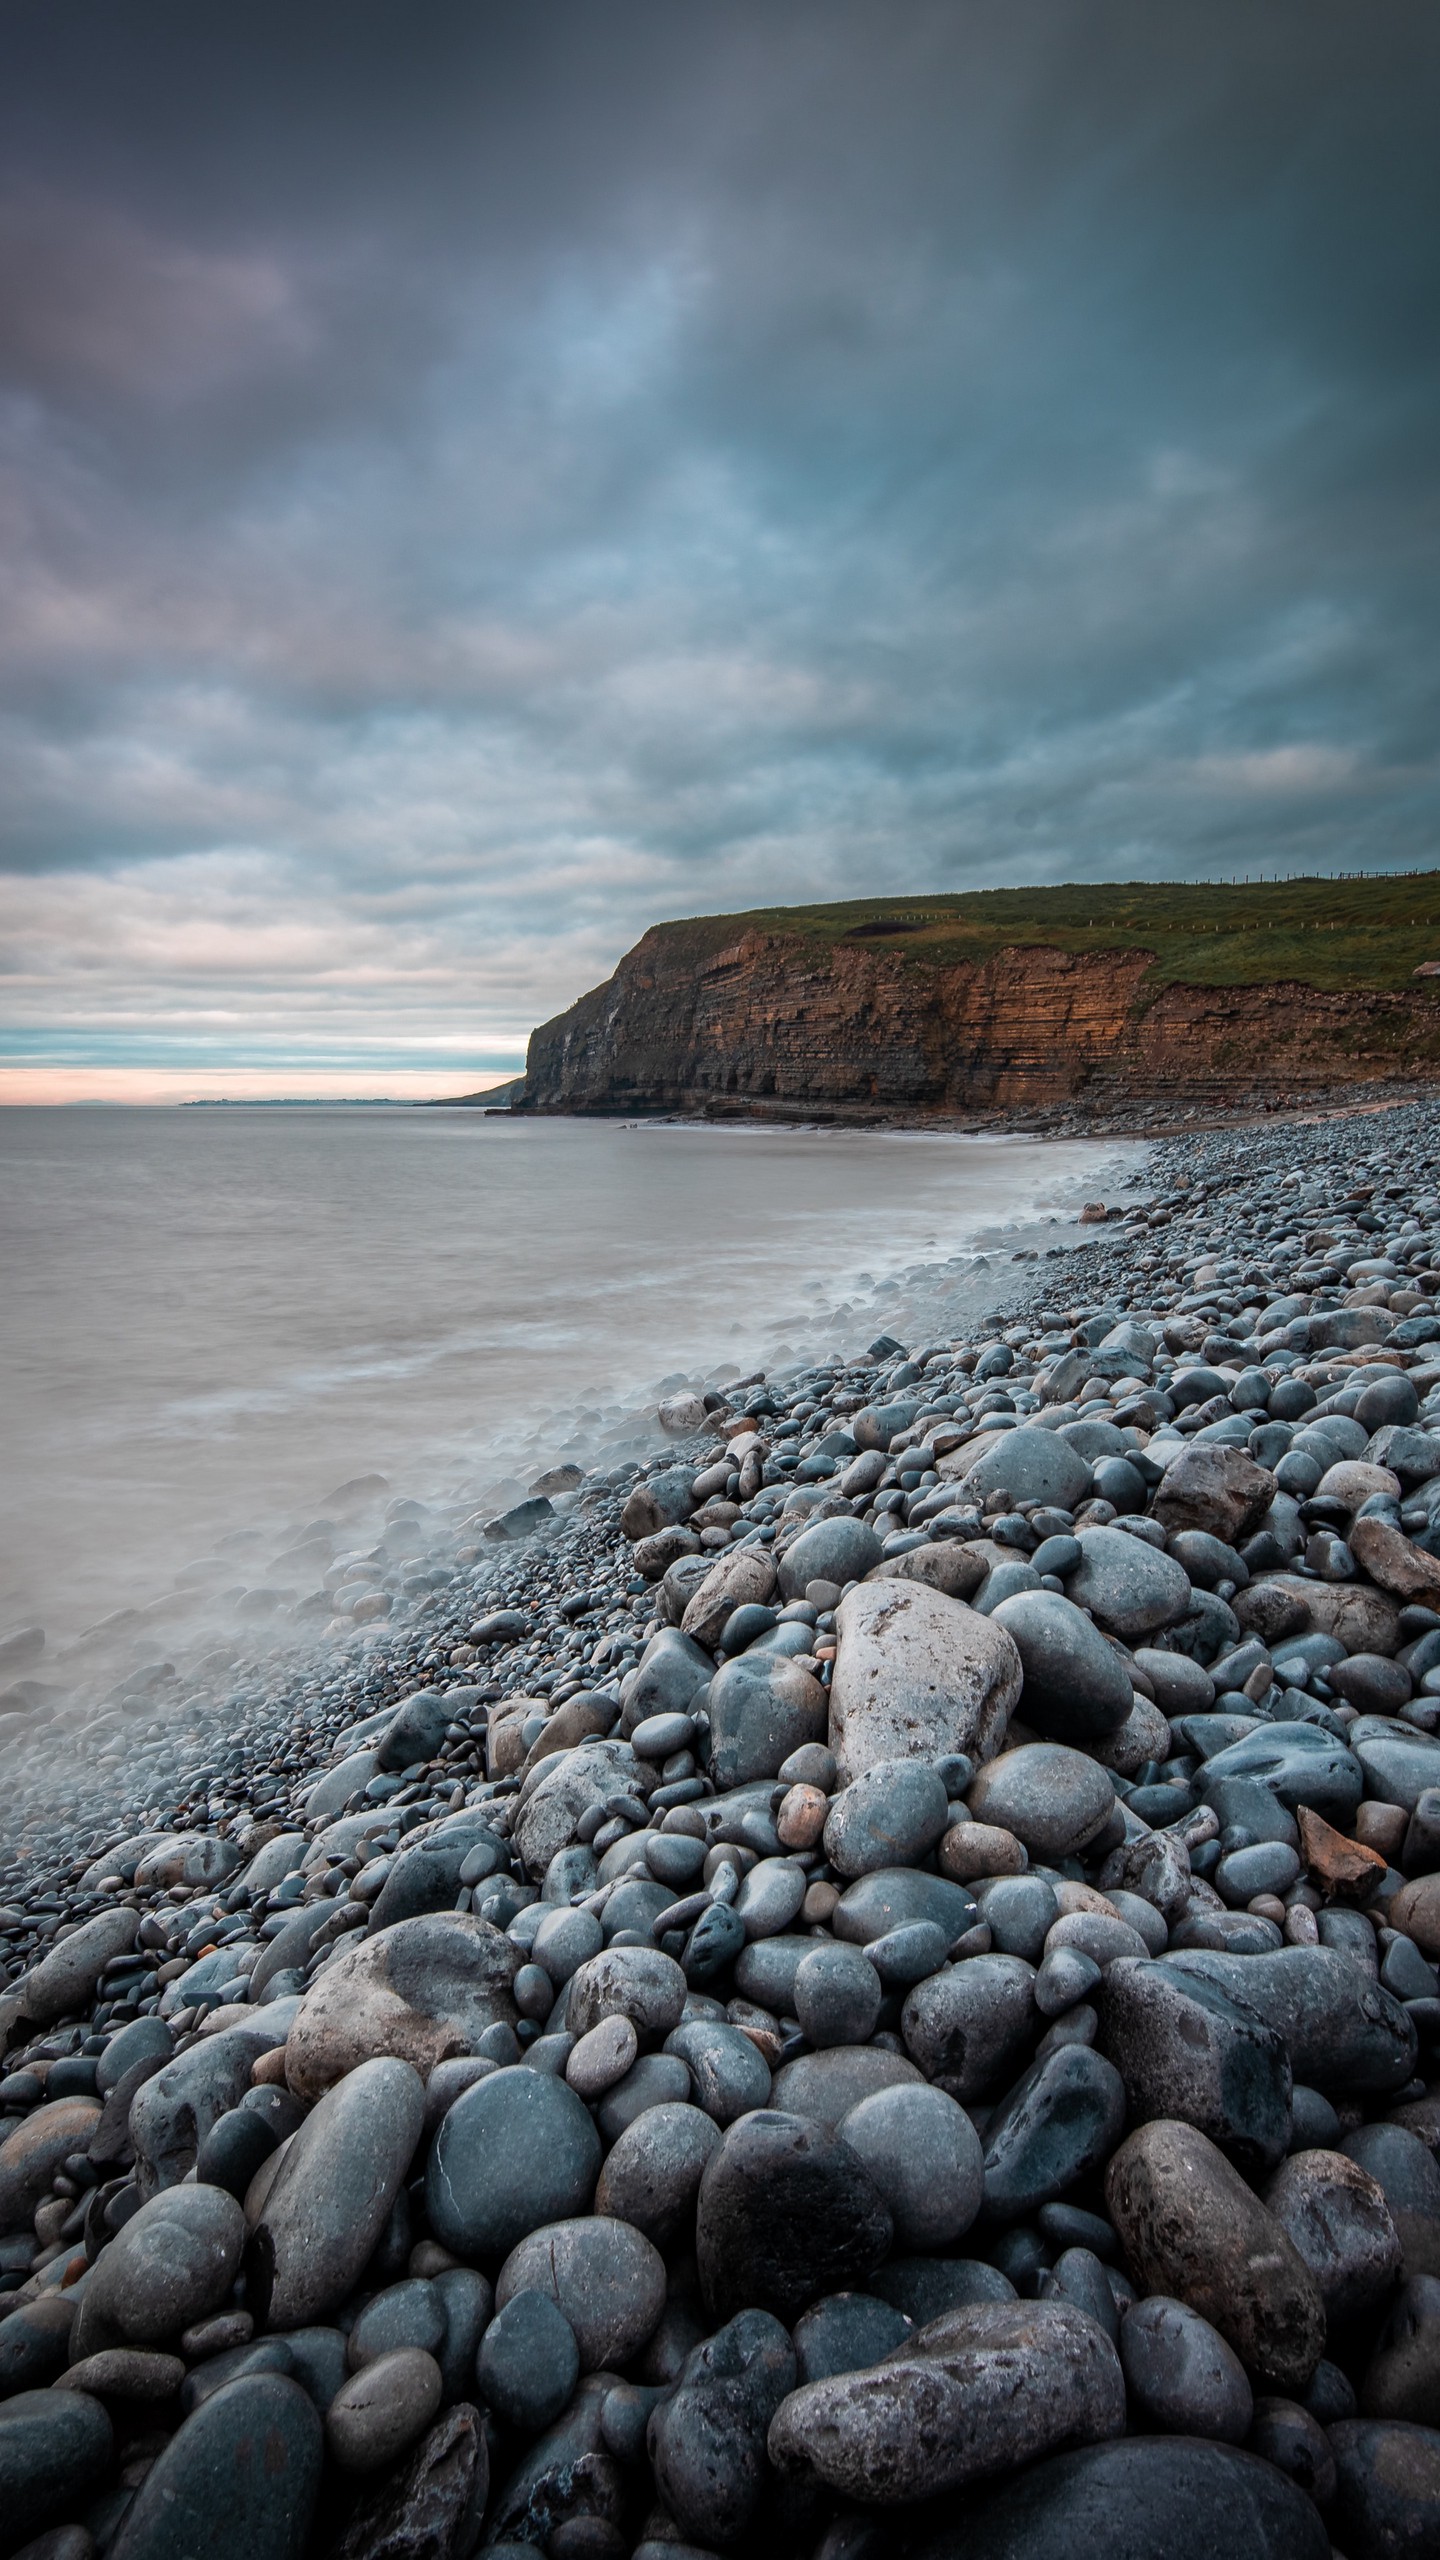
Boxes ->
[1,1,1438,1101]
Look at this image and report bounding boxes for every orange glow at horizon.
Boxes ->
[0,1066,516,1106]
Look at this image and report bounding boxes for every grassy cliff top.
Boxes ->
[641,872,1440,992]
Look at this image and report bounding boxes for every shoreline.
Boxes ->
[0,1098,1436,2549]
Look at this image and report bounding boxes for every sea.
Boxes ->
[0,1107,1138,1662]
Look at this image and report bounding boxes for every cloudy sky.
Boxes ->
[2,1,1437,1098]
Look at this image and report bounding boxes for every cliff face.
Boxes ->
[520,923,1440,1116]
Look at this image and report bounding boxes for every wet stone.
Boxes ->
[1118,2295,1254,2440]
[326,2349,443,2475]
[107,2373,322,2560]
[695,2109,893,2324]
[646,2308,796,2546]
[496,2216,666,2370]
[836,2083,983,2249]
[0,2389,114,2551]
[967,1745,1116,1862]
[822,1760,951,1878]
[426,2066,600,2263]
[792,1943,883,2047]
[477,2289,580,2432]
[593,2101,722,2244]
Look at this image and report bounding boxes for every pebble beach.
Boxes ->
[1,1100,1440,2559]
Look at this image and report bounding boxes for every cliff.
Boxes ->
[514,879,1440,1120]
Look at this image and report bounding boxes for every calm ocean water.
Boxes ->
[0,1107,1134,1652]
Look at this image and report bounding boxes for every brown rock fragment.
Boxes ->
[1297,1806,1387,1901]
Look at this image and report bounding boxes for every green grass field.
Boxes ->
[653,872,1440,992]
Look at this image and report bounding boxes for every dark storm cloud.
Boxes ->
[0,0,1437,1077]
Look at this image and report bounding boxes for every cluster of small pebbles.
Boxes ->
[2,1103,1440,2559]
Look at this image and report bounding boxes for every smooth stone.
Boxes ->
[913,2434,1330,2560]
[705,1656,828,1789]
[194,2108,278,2203]
[836,2084,983,2248]
[990,1592,1134,1743]
[831,1868,978,1948]
[695,2110,893,2322]
[624,1630,712,1728]
[1106,2119,1326,2388]
[427,2066,600,2262]
[864,1920,950,1986]
[95,2016,174,2098]
[731,1859,807,1940]
[0,2100,102,2233]
[1098,1957,1292,2172]
[1391,1873,1440,1960]
[766,2296,1124,2503]
[377,1690,451,1771]
[594,2052,692,2140]
[731,1934,812,2014]
[0,2300,76,2396]
[793,1944,882,2048]
[1065,1526,1192,1639]
[0,2390,113,2550]
[901,1954,1037,2101]
[284,1914,519,2103]
[1354,1726,1440,1816]
[645,1832,707,1891]
[663,2021,772,2125]
[981,2045,1126,2222]
[476,2289,579,2431]
[1361,2274,1440,2422]
[346,2280,444,2371]
[1153,1445,1279,1545]
[1199,1722,1364,1825]
[59,2347,182,2405]
[513,1741,642,1879]
[366,1831,501,1934]
[1330,2419,1440,2560]
[1133,1647,1215,1716]
[326,2348,443,2474]
[180,2339,294,2414]
[566,1947,687,2041]
[679,1547,778,1651]
[1035,1945,1103,2016]
[86,2182,244,2345]
[767,2047,924,2128]
[959,1428,1093,1512]
[975,1875,1060,1963]
[1342,2124,1440,2280]
[1264,2149,1403,2326]
[431,2266,493,2401]
[680,1900,746,1984]
[282,2328,350,2415]
[107,2374,321,2560]
[871,2257,1017,2321]
[566,2015,638,2100]
[15,1910,139,2027]
[647,2308,796,2545]
[594,2105,719,2253]
[1165,1946,1419,2096]
[777,1517,883,1599]
[968,1744,1116,1860]
[791,2292,912,2385]
[830,1581,1021,1785]
[1044,1911,1150,1971]
[247,2057,423,2329]
[1118,2295,1254,2440]
[496,2217,666,2369]
[823,1760,950,1877]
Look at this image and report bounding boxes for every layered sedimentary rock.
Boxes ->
[516,922,1440,1116]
